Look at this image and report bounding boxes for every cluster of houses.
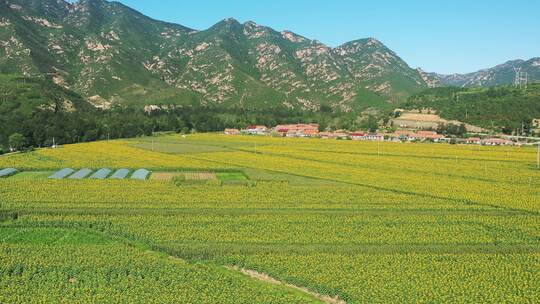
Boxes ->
[225,124,319,137]
[224,124,520,146]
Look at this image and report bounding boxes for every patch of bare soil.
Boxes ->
[226,266,346,304]
[150,172,184,181]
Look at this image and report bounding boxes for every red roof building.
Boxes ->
[275,124,319,137]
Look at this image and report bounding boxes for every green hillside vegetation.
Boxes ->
[0,0,426,112]
[0,74,94,149]
[0,74,86,113]
[0,73,387,151]
[404,83,540,133]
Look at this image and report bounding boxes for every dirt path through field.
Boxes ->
[226,266,346,304]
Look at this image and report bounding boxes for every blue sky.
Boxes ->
[116,0,539,74]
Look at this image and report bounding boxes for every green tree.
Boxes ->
[9,133,26,151]
[361,115,379,133]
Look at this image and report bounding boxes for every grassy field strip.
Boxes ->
[184,152,538,213]
[188,133,537,159]
[185,150,540,212]
[131,134,536,166]
[0,140,228,170]
[0,227,23,243]
[290,145,537,163]
[129,138,265,154]
[6,207,522,216]
[233,146,540,185]
[234,147,516,185]
[8,213,537,252]
[219,252,540,303]
[160,242,540,256]
[0,224,324,303]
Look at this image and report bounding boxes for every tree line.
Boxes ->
[0,105,385,153]
[404,84,540,134]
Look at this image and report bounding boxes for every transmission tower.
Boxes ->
[514,67,528,89]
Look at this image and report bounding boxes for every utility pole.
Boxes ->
[151,129,155,151]
[537,143,539,170]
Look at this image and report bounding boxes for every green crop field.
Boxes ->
[0,133,539,303]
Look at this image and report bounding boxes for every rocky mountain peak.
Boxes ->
[0,0,437,112]
[281,30,307,43]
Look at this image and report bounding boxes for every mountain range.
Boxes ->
[421,58,540,88]
[1,0,538,113]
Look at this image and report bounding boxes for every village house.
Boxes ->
[391,130,447,142]
[415,131,445,142]
[243,125,268,135]
[393,130,415,141]
[383,133,402,142]
[285,131,299,138]
[482,138,514,146]
[319,132,338,139]
[275,124,319,137]
[350,133,384,141]
[334,131,350,139]
[465,137,481,145]
[350,133,366,140]
[224,128,240,135]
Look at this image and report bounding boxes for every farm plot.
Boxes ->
[130,138,259,154]
[150,171,218,182]
[7,171,53,180]
[185,172,217,180]
[0,133,538,303]
[150,172,184,181]
[0,226,317,303]
[217,172,247,182]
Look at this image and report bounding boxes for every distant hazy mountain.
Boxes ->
[419,58,540,88]
[0,0,430,112]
